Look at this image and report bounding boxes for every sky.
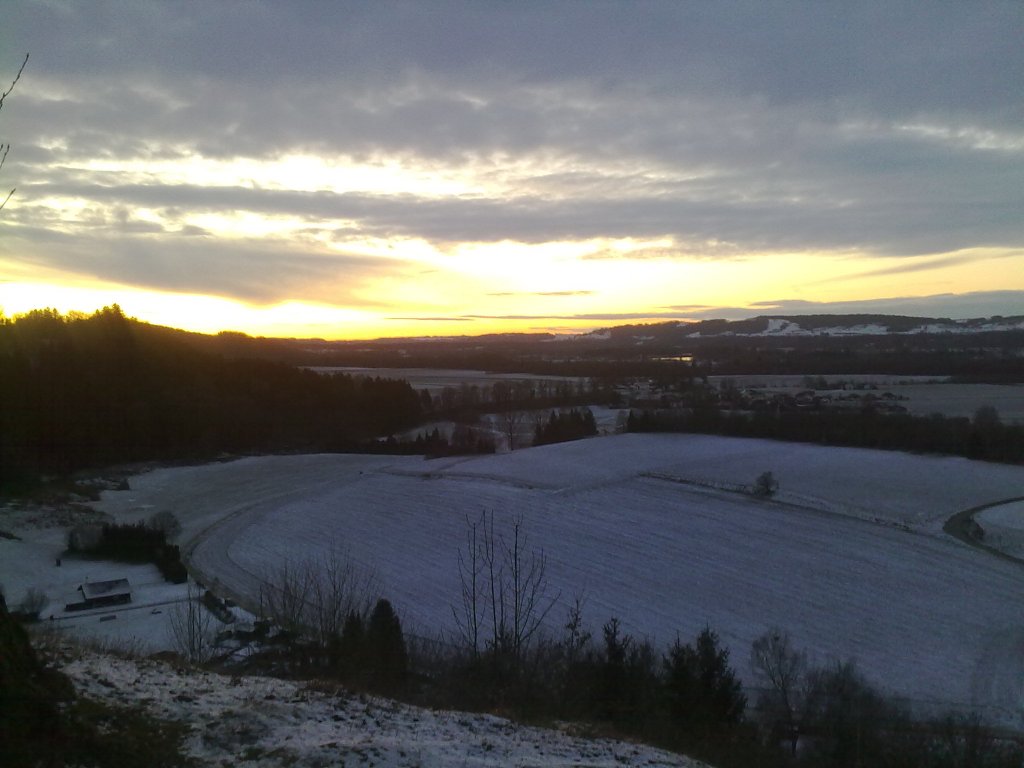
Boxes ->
[1,1,1022,340]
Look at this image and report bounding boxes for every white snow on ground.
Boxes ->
[0,500,250,656]
[396,407,628,452]
[884,383,1024,423]
[59,650,704,768]
[978,501,1024,559]
[0,522,201,653]
[309,367,585,397]
[82,434,1024,727]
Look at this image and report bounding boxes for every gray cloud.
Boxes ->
[2,2,1022,311]
[487,290,594,297]
[0,225,403,306]
[9,3,1022,122]
[387,316,476,323]
[17,172,1022,259]
[673,291,1024,321]
[819,250,1023,283]
[403,290,1024,325]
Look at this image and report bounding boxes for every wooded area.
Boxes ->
[0,306,422,491]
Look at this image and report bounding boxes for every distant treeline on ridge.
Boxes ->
[627,404,1024,464]
[0,306,422,490]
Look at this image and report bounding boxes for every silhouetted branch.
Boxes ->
[0,53,29,112]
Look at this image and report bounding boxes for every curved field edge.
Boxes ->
[96,434,1024,725]
[944,498,1024,563]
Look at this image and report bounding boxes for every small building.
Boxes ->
[66,578,132,611]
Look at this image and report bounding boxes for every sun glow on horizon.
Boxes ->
[5,242,1021,341]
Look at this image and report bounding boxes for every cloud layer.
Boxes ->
[2,1,1022,331]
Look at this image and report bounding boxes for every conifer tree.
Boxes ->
[366,598,407,689]
[663,626,745,738]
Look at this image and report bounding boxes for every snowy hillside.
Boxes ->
[58,649,704,767]
[88,434,1024,726]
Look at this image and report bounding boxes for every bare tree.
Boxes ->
[561,593,591,666]
[169,582,215,663]
[18,587,48,620]
[497,409,527,451]
[452,512,560,668]
[491,381,530,451]
[503,517,558,661]
[259,549,378,655]
[308,548,377,650]
[259,559,314,637]
[0,53,29,212]
[750,627,816,755]
[453,514,485,658]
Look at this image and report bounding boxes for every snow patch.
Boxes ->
[60,651,706,767]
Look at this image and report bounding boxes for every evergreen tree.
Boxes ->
[663,626,745,739]
[600,617,632,721]
[337,610,365,679]
[366,599,407,689]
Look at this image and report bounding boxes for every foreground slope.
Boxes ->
[60,649,703,767]
[99,435,1024,724]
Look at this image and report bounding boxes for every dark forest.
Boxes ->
[0,306,422,490]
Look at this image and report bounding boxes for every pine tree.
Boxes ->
[663,626,745,738]
[337,610,365,679]
[366,598,407,689]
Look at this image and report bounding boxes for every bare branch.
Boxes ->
[260,548,378,652]
[452,511,559,667]
[452,513,485,657]
[169,582,215,663]
[0,53,28,113]
[1,55,29,214]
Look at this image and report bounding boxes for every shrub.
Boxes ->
[17,588,48,621]
[70,522,188,584]
[366,598,408,690]
[148,511,182,540]
[752,471,779,498]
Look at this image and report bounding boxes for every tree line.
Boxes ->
[0,306,423,491]
[533,407,598,446]
[9,505,1021,767]
[626,404,1024,464]
[234,514,1022,767]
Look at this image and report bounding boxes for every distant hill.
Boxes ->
[579,314,1024,342]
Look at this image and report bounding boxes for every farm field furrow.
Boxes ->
[100,434,1024,725]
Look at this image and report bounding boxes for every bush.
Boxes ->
[0,592,73,766]
[67,524,103,553]
[752,471,779,498]
[148,511,182,540]
[17,588,48,621]
[70,522,188,584]
[366,598,408,690]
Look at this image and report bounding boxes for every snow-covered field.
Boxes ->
[710,376,1024,423]
[396,406,628,450]
[310,366,585,396]
[0,509,203,654]
[59,649,703,767]
[78,434,1024,726]
[887,383,1024,422]
[978,501,1024,559]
